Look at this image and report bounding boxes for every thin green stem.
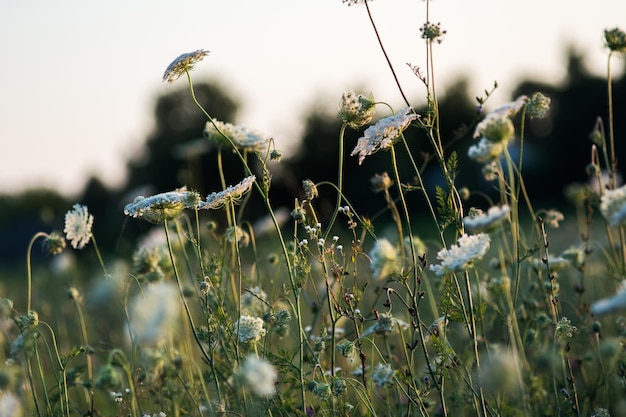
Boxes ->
[26,232,48,313]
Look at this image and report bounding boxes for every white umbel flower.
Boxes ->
[163,49,209,84]
[351,107,418,165]
[429,233,490,276]
[591,281,626,316]
[463,205,510,233]
[124,188,201,223]
[64,204,93,249]
[468,137,505,163]
[234,315,266,343]
[600,184,626,227]
[199,176,256,210]
[205,121,271,152]
[369,238,399,279]
[238,355,277,398]
[129,282,180,345]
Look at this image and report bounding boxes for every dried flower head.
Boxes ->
[420,22,446,44]
[234,315,266,343]
[604,27,626,54]
[351,107,419,165]
[542,209,564,228]
[64,204,93,249]
[204,120,271,152]
[237,355,277,398]
[199,176,256,210]
[123,188,201,223]
[339,91,376,129]
[429,233,491,276]
[525,92,551,119]
[600,184,626,227]
[463,205,510,233]
[302,179,318,200]
[163,49,209,84]
[43,232,66,255]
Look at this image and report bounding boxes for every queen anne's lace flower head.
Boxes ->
[124,188,201,223]
[351,107,419,165]
[339,91,376,129]
[64,204,94,249]
[600,184,626,227]
[204,121,271,152]
[199,176,256,210]
[372,363,396,388]
[234,315,266,343]
[163,49,209,84]
[468,138,505,163]
[237,355,277,398]
[463,205,510,233]
[361,312,409,337]
[429,233,491,276]
[591,281,626,316]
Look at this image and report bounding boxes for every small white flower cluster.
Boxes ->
[124,188,201,223]
[351,107,419,165]
[429,233,491,276]
[204,120,271,153]
[0,392,21,417]
[200,176,256,210]
[371,363,395,388]
[369,238,399,280]
[463,205,510,233]
[234,315,266,343]
[64,204,94,249]
[238,354,277,398]
[600,184,626,227]
[129,282,180,346]
[163,49,209,84]
[362,312,408,337]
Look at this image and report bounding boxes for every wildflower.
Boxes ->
[600,184,626,227]
[404,236,427,258]
[339,91,376,129]
[129,282,179,345]
[486,95,529,120]
[475,113,515,143]
[237,355,277,398]
[591,281,626,316]
[204,120,271,152]
[478,347,521,396]
[311,381,332,399]
[561,246,586,269]
[372,363,395,388]
[604,27,626,54]
[225,225,250,247]
[370,172,393,192]
[468,138,505,163]
[369,238,399,279]
[420,22,446,44]
[362,312,408,337]
[350,107,419,165]
[526,92,551,119]
[234,315,266,343]
[463,205,510,233]
[332,377,348,396]
[163,49,209,84]
[132,246,172,283]
[554,317,577,341]
[302,179,318,200]
[429,233,490,276]
[199,176,256,210]
[542,209,564,228]
[41,232,66,255]
[336,340,358,362]
[124,188,201,223]
[481,161,500,181]
[64,204,93,249]
[592,408,611,417]
[0,392,22,417]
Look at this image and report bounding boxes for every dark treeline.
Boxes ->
[1,50,624,264]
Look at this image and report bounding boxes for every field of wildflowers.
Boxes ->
[2,1,626,416]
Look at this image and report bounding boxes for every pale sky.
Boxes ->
[1,0,624,196]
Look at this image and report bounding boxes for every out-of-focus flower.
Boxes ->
[372,363,395,388]
[163,49,209,84]
[204,121,271,152]
[237,355,277,398]
[468,138,505,163]
[362,312,408,337]
[420,22,446,44]
[129,282,179,345]
[525,92,551,119]
[351,107,419,165]
[369,238,399,279]
[591,281,626,316]
[463,205,510,233]
[542,209,564,228]
[370,172,393,193]
[600,184,626,227]
[234,315,266,343]
[43,232,66,255]
[64,204,93,249]
[429,233,490,276]
[339,91,376,129]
